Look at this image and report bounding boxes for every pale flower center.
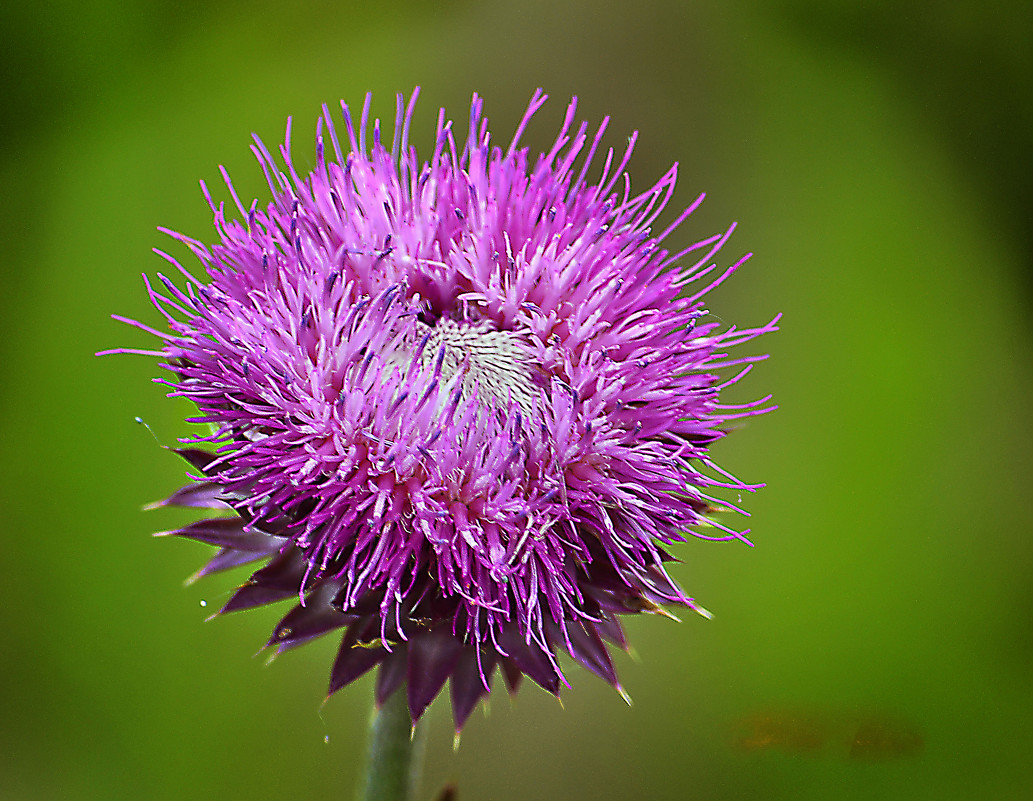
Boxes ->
[413,318,540,423]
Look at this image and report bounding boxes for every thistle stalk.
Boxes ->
[359,690,427,801]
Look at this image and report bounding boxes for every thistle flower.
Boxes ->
[107,89,777,731]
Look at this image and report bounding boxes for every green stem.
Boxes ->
[358,689,427,801]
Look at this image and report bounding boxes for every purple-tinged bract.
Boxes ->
[109,89,778,729]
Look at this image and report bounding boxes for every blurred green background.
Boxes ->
[2,1,1031,799]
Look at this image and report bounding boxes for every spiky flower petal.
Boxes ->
[110,89,777,729]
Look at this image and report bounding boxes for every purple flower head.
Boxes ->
[107,89,778,729]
